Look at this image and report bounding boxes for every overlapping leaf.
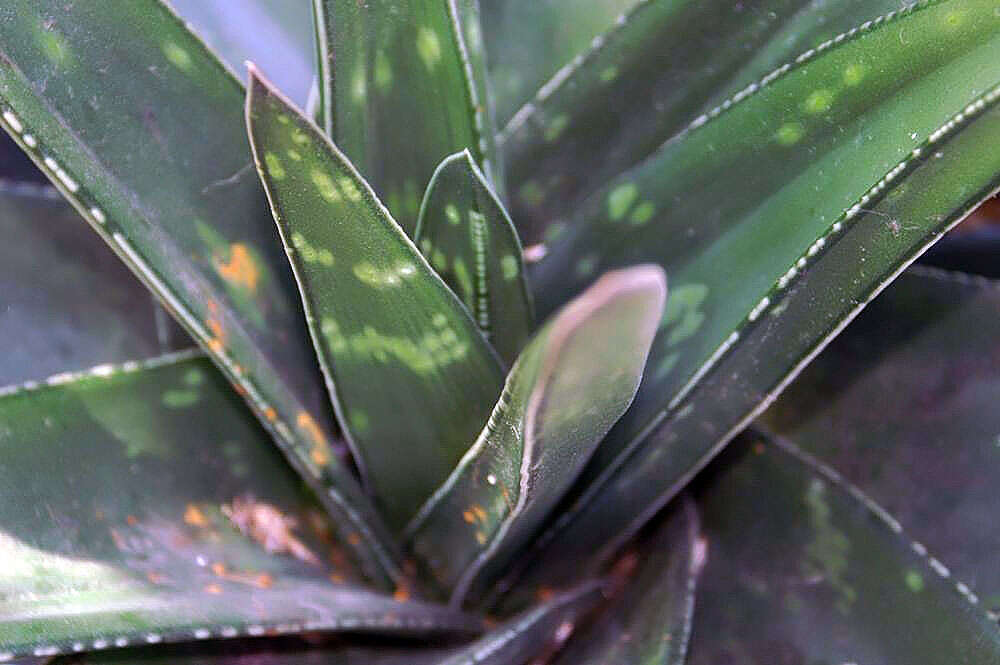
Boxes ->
[0,355,480,661]
[0,183,186,385]
[313,0,497,234]
[761,267,1000,612]
[506,1,1000,594]
[0,0,400,582]
[246,68,504,532]
[687,433,1000,663]
[414,150,533,365]
[405,266,665,606]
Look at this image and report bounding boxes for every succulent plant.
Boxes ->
[1,0,999,663]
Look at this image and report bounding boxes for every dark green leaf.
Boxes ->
[550,495,702,665]
[0,0,399,582]
[506,0,1000,592]
[761,267,1000,614]
[313,0,496,234]
[405,266,665,605]
[246,67,504,532]
[0,354,480,661]
[414,150,533,366]
[501,0,905,239]
[687,432,1000,663]
[0,183,186,385]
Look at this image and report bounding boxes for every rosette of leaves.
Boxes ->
[0,1,999,663]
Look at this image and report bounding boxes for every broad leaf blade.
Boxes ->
[246,67,505,532]
[0,1,399,582]
[406,266,665,605]
[506,0,1000,592]
[0,355,480,661]
[313,0,497,234]
[688,433,1000,663]
[414,150,533,365]
[551,496,702,665]
[0,184,186,385]
[761,268,1000,611]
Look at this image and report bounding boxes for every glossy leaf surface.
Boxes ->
[0,355,480,661]
[414,150,533,365]
[247,68,504,532]
[406,266,665,605]
[313,0,496,234]
[761,267,1000,614]
[0,183,186,386]
[688,433,1000,663]
[551,496,702,665]
[507,0,1000,593]
[0,0,398,580]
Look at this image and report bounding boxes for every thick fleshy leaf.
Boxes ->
[550,495,702,665]
[0,354,480,661]
[0,1,399,581]
[406,266,665,606]
[0,182,186,385]
[687,432,1000,663]
[246,67,504,532]
[312,0,496,234]
[505,0,1000,593]
[501,0,904,239]
[480,0,637,126]
[761,267,1000,614]
[414,150,533,365]
[170,0,315,105]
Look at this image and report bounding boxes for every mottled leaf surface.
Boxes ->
[0,0,398,581]
[0,355,480,661]
[406,267,665,605]
[687,433,1000,663]
[247,69,504,532]
[0,183,186,385]
[506,0,1000,593]
[550,496,702,665]
[762,267,1000,615]
[313,0,496,234]
[414,150,533,365]
[502,0,905,239]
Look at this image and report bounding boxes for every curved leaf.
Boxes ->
[505,0,1000,593]
[687,432,1000,663]
[761,267,1000,614]
[246,67,504,532]
[312,0,497,234]
[0,0,399,581]
[0,183,186,385]
[406,266,665,606]
[0,354,480,661]
[414,150,533,365]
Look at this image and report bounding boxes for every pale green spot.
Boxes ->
[183,368,204,387]
[453,257,474,300]
[163,41,192,71]
[600,66,618,82]
[575,254,598,278]
[349,410,370,434]
[607,183,638,221]
[277,114,291,125]
[519,181,544,207]
[287,149,302,161]
[311,170,341,202]
[403,180,421,217]
[431,248,448,272]
[351,65,367,102]
[353,261,416,288]
[543,114,569,142]
[162,389,198,409]
[37,26,70,64]
[500,254,519,281]
[420,237,433,255]
[629,202,655,225]
[338,176,362,202]
[654,352,680,381]
[843,63,866,86]
[291,129,309,145]
[264,152,285,180]
[321,317,347,353]
[374,50,393,92]
[804,479,856,614]
[905,569,924,593]
[661,283,709,346]
[775,122,805,146]
[802,88,835,114]
[445,204,461,225]
[544,222,567,243]
[944,10,965,27]
[416,27,442,71]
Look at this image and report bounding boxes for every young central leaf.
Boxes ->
[246,65,505,531]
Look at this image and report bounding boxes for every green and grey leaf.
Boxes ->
[406,266,665,606]
[415,150,533,365]
[246,67,504,532]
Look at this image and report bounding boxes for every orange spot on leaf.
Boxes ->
[184,503,209,527]
[297,411,331,466]
[211,561,227,576]
[393,586,411,602]
[214,243,259,293]
[264,407,277,422]
[347,532,361,546]
[126,515,138,526]
[204,583,223,594]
